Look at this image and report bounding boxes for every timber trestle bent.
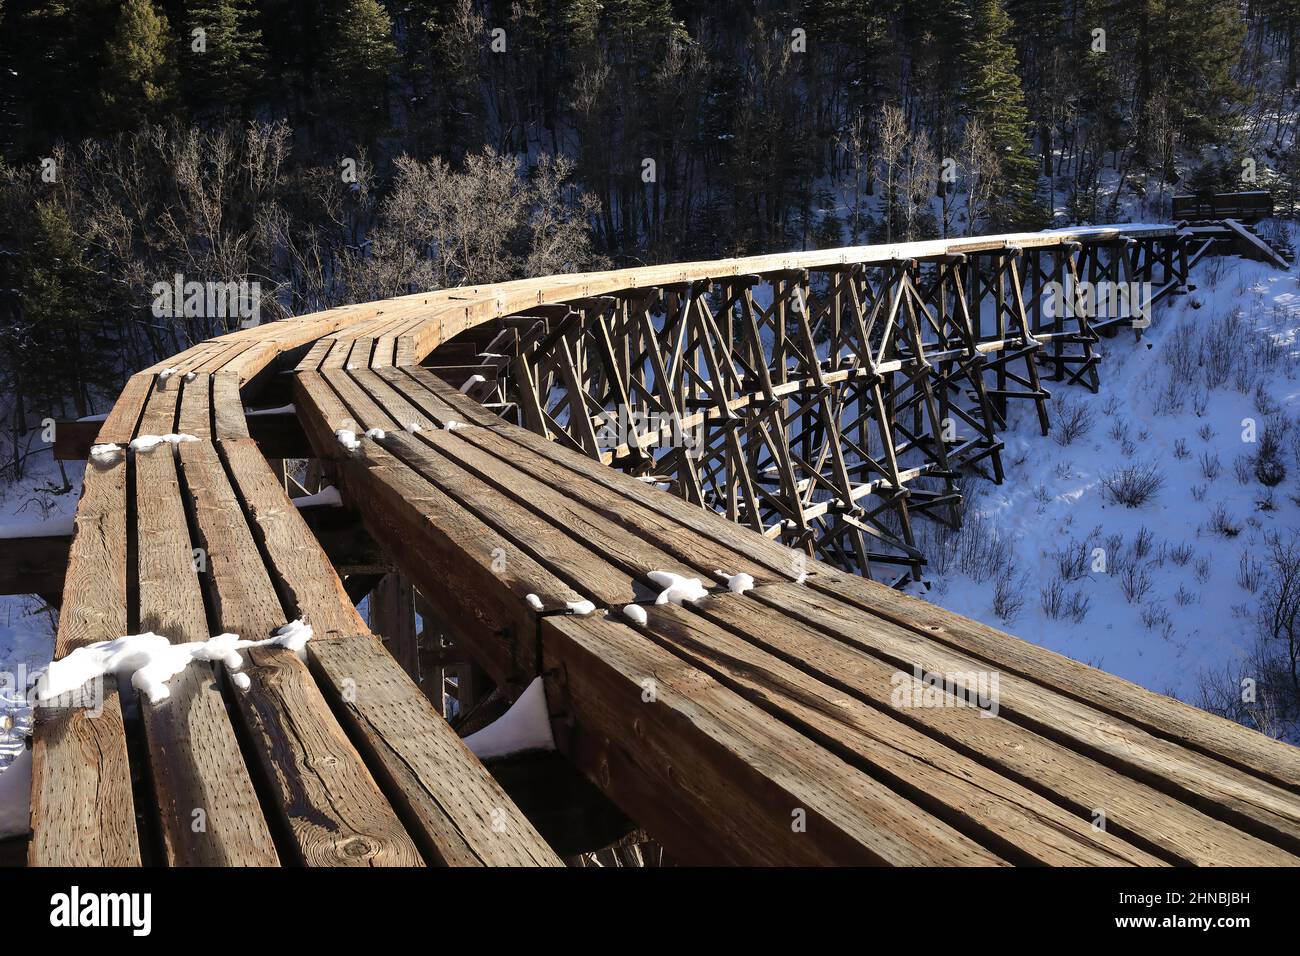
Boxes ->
[29,226,1300,866]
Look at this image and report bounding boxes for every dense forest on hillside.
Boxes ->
[0,0,1294,478]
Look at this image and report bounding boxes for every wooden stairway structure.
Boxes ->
[23,225,1300,866]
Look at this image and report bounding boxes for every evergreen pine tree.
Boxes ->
[961,0,1039,227]
[185,0,266,116]
[325,0,397,136]
[6,201,112,424]
[101,0,177,127]
[9,0,120,148]
[1150,0,1244,149]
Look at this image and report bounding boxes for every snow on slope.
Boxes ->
[913,236,1300,704]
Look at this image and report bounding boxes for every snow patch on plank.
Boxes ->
[89,443,123,463]
[336,429,361,453]
[566,599,596,616]
[622,604,648,625]
[129,433,200,452]
[35,620,313,705]
[462,677,555,760]
[525,593,544,611]
[714,569,755,595]
[648,570,709,606]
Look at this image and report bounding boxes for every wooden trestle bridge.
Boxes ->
[16,223,1300,866]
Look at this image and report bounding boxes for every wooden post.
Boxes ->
[370,572,419,683]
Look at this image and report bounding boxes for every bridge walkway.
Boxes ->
[27,226,1300,866]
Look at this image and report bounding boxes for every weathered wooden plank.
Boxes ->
[320,369,641,606]
[177,373,212,439]
[754,581,1300,853]
[308,639,562,866]
[219,437,367,641]
[320,338,354,371]
[178,439,423,866]
[542,612,1006,865]
[633,599,1161,865]
[212,372,250,439]
[29,456,139,866]
[136,370,185,437]
[296,338,335,374]
[296,371,580,687]
[369,573,419,680]
[96,372,153,445]
[676,594,1300,865]
[134,445,279,865]
[811,569,1300,792]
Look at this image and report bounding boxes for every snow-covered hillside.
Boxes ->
[913,233,1300,726]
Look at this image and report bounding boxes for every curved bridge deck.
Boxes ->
[29,227,1300,866]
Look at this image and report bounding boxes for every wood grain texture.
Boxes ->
[543,613,1006,865]
[179,439,423,866]
[681,593,1299,865]
[309,639,561,866]
[754,581,1300,854]
[134,445,279,866]
[811,568,1300,792]
[219,437,367,641]
[633,600,1160,865]
[29,456,139,866]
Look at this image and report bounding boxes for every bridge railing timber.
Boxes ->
[1172,190,1273,223]
[27,224,1300,866]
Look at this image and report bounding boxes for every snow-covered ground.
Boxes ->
[0,452,82,837]
[912,233,1300,707]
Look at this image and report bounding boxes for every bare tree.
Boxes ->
[836,109,872,244]
[351,147,603,299]
[1260,532,1300,696]
[960,119,997,236]
[901,125,937,241]
[877,105,908,243]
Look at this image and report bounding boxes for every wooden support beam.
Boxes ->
[369,572,419,681]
